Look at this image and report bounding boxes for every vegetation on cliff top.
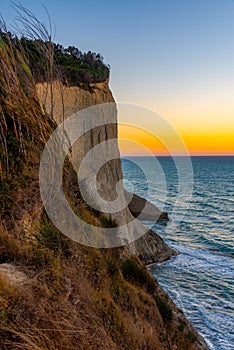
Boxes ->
[0,31,110,86]
[22,39,110,85]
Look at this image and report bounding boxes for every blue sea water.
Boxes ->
[122,156,234,350]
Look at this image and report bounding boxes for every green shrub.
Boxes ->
[36,212,70,257]
[99,215,117,228]
[154,294,172,323]
[20,38,110,86]
[106,259,119,276]
[0,231,20,264]
[186,330,196,343]
[121,257,155,293]
[177,319,186,332]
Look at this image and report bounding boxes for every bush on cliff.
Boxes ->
[0,31,110,86]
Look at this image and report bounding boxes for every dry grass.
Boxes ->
[0,187,199,350]
[0,31,52,157]
[0,5,59,183]
[0,153,200,349]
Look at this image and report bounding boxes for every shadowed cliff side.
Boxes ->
[125,190,169,222]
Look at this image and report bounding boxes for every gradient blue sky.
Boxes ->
[1,0,234,154]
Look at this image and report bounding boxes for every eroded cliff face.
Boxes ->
[37,80,115,120]
[36,80,175,261]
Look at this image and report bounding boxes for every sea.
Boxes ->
[122,156,234,350]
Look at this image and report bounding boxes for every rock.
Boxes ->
[125,190,169,222]
[0,263,28,286]
[128,228,177,265]
[37,81,175,254]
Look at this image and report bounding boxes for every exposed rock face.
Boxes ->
[37,80,115,123]
[124,191,175,265]
[129,230,176,265]
[0,263,28,286]
[125,190,169,221]
[36,80,174,262]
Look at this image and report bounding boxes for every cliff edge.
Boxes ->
[36,80,176,264]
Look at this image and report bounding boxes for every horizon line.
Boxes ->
[120,154,234,157]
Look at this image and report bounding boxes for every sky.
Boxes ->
[1,0,234,155]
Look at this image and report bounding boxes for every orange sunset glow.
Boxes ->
[118,124,234,156]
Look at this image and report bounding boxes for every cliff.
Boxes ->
[35,80,207,349]
[0,36,208,349]
[125,190,169,222]
[36,80,176,263]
